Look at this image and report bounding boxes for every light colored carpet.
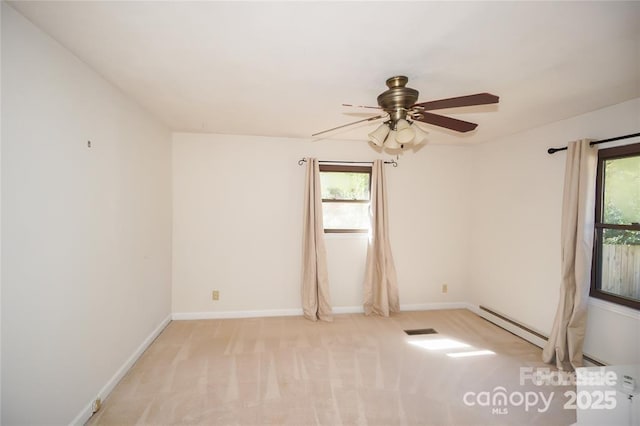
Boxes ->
[87,309,575,425]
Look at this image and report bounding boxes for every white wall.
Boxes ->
[3,8,637,425]
[469,98,640,365]
[1,4,172,424]
[172,133,473,315]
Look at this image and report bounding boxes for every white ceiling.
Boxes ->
[9,1,640,145]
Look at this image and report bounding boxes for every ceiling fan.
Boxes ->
[312,76,499,148]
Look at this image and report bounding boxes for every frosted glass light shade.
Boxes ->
[396,119,416,144]
[396,119,410,130]
[385,130,401,149]
[368,124,389,147]
[412,124,429,145]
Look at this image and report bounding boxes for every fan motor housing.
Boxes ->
[376,76,419,123]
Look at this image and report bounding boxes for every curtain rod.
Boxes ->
[297,158,398,167]
[547,132,640,154]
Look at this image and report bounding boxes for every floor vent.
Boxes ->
[404,328,438,335]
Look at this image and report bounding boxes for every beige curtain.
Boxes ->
[301,158,332,322]
[542,139,597,370]
[363,160,400,316]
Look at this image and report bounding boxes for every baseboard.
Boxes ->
[172,302,472,320]
[467,304,548,348]
[401,302,474,311]
[332,306,364,314]
[69,314,172,426]
[172,308,304,320]
[467,304,607,366]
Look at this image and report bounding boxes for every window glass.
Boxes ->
[322,203,370,230]
[602,156,640,224]
[591,143,640,310]
[320,171,370,200]
[319,165,371,233]
[599,229,640,300]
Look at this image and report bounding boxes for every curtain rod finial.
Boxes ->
[548,147,567,154]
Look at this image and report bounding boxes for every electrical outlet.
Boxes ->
[442,284,448,294]
[212,290,220,301]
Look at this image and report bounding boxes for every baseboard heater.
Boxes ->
[478,305,605,367]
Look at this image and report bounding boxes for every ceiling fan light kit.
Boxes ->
[316,75,499,150]
[384,130,401,149]
[368,119,427,150]
[368,124,389,147]
[395,119,413,143]
[412,124,428,144]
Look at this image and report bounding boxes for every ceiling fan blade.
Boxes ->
[342,103,381,110]
[413,112,478,133]
[312,114,385,137]
[413,93,499,111]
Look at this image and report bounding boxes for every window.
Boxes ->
[591,143,640,310]
[319,164,371,233]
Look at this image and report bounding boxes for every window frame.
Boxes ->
[590,142,640,310]
[319,164,372,234]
